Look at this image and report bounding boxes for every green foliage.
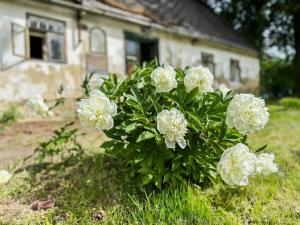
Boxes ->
[260,59,294,98]
[99,62,245,188]
[34,122,85,167]
[0,104,21,126]
[279,97,300,109]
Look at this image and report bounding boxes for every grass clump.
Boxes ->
[0,105,21,127]
[279,97,300,109]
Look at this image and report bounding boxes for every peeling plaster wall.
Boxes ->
[0,1,83,101]
[0,0,260,102]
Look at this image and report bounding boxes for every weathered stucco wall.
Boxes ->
[0,0,260,102]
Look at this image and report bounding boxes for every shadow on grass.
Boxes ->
[21,154,143,218]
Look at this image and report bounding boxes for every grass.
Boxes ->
[0,104,300,225]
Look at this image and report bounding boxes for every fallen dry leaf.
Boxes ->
[93,209,106,221]
[30,200,55,211]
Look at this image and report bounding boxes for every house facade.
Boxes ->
[0,0,260,102]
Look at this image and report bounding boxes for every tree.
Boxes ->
[207,0,300,95]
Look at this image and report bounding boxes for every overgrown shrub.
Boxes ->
[260,58,294,99]
[279,97,300,109]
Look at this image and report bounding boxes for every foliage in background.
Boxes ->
[207,0,300,95]
[260,58,294,98]
[98,62,246,189]
[279,97,300,109]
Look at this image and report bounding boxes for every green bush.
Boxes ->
[98,62,245,188]
[0,105,21,126]
[260,59,294,98]
[279,97,300,109]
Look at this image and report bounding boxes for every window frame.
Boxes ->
[26,13,67,64]
[89,27,107,55]
[230,59,241,82]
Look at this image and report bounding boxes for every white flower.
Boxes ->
[77,90,117,130]
[226,94,269,135]
[255,153,278,176]
[157,108,188,149]
[27,95,52,117]
[151,66,177,92]
[218,143,256,186]
[0,170,12,184]
[184,65,214,94]
[219,84,230,96]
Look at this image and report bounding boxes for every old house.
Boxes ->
[0,0,259,101]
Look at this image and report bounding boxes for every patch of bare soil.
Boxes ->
[0,198,33,223]
[0,120,107,168]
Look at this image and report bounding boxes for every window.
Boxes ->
[125,32,158,74]
[230,59,241,82]
[27,14,66,62]
[202,53,215,75]
[90,28,106,54]
[86,27,108,74]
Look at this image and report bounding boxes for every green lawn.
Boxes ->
[1,105,300,225]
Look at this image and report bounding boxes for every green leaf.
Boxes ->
[150,97,162,113]
[142,174,153,185]
[177,83,186,102]
[187,111,203,127]
[184,87,199,105]
[125,123,140,133]
[100,140,120,148]
[136,131,155,142]
[219,120,226,140]
[255,145,267,153]
[162,93,182,105]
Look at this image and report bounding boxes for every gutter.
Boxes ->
[46,0,258,56]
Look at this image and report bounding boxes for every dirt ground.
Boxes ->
[0,119,107,168]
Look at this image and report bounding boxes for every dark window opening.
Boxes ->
[29,35,44,59]
[230,59,241,82]
[125,32,158,74]
[202,53,215,75]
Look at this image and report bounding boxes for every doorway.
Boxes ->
[125,32,158,74]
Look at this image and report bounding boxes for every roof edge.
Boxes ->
[39,0,259,57]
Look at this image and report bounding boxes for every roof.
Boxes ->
[46,0,257,54]
[97,0,257,53]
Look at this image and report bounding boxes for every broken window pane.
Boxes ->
[90,28,106,54]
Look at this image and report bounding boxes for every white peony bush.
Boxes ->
[27,95,52,117]
[77,90,117,130]
[226,94,269,135]
[27,62,276,188]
